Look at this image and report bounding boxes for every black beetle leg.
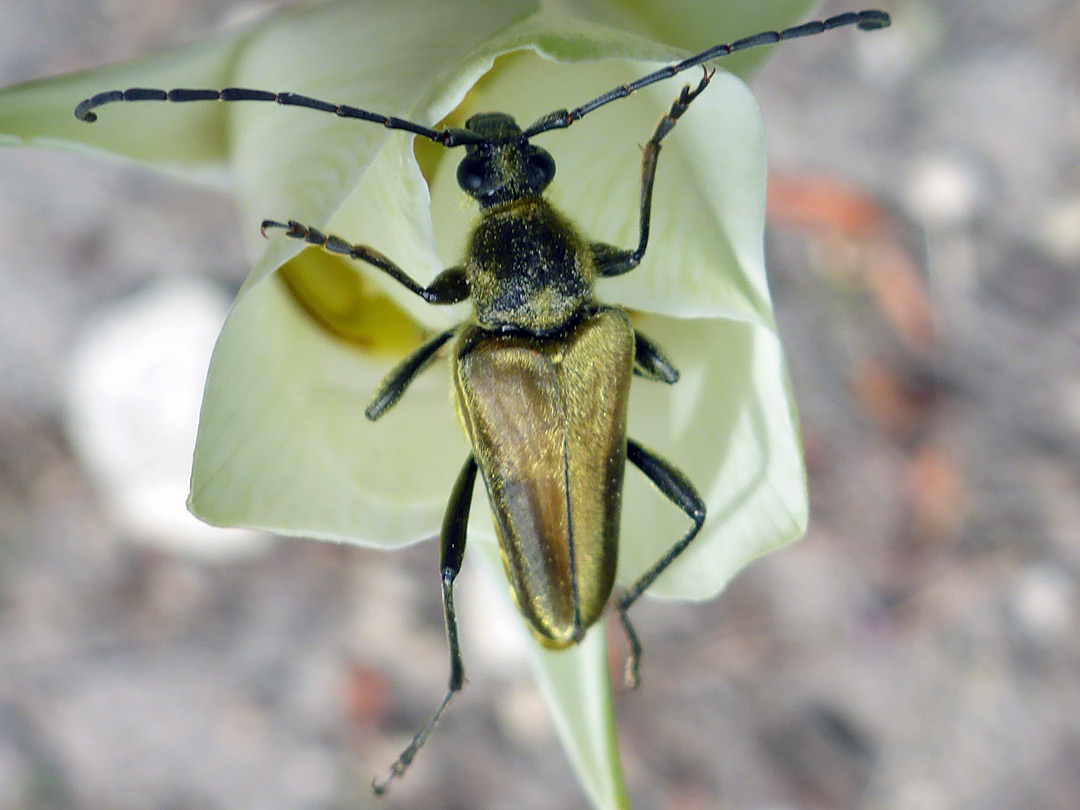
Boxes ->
[366,327,459,420]
[617,439,706,689]
[591,68,714,278]
[632,329,680,384]
[373,455,478,796]
[261,218,470,305]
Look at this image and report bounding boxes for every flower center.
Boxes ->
[277,247,424,356]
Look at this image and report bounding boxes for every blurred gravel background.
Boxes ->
[2,1,1079,809]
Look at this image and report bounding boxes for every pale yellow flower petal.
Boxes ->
[0,28,253,178]
[189,272,468,544]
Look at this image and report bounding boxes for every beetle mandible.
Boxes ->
[75,8,890,794]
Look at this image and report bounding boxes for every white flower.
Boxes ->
[0,1,818,807]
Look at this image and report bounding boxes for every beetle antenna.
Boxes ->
[73,87,484,147]
[522,9,890,137]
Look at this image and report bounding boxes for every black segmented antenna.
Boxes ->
[521,9,890,137]
[73,9,889,147]
[74,87,484,147]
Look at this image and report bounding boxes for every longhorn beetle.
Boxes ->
[76,9,890,794]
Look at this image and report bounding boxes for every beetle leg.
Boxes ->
[617,439,706,688]
[366,327,459,420]
[590,68,714,278]
[373,456,478,796]
[261,219,469,304]
[632,329,680,384]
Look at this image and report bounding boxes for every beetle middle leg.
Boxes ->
[373,455,478,796]
[366,326,458,420]
[261,219,470,304]
[633,329,680,384]
[590,67,714,278]
[617,439,706,688]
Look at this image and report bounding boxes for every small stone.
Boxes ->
[903,152,990,228]
[1008,563,1074,643]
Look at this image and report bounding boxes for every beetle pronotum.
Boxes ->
[75,8,890,794]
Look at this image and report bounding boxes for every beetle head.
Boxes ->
[456,113,556,208]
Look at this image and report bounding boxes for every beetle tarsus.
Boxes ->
[616,604,643,689]
[259,218,287,238]
[373,457,477,796]
[372,688,457,795]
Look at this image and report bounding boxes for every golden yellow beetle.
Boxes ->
[74,9,890,794]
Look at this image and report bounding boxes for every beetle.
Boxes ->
[75,8,890,794]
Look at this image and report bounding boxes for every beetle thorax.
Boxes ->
[465,198,596,334]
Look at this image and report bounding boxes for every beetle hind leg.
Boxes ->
[616,439,705,688]
[372,456,478,796]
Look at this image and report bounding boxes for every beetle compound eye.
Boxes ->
[456,156,487,193]
[525,150,556,190]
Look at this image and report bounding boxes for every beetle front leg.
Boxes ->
[617,439,706,689]
[261,219,469,304]
[366,327,459,420]
[373,455,478,796]
[591,68,714,278]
